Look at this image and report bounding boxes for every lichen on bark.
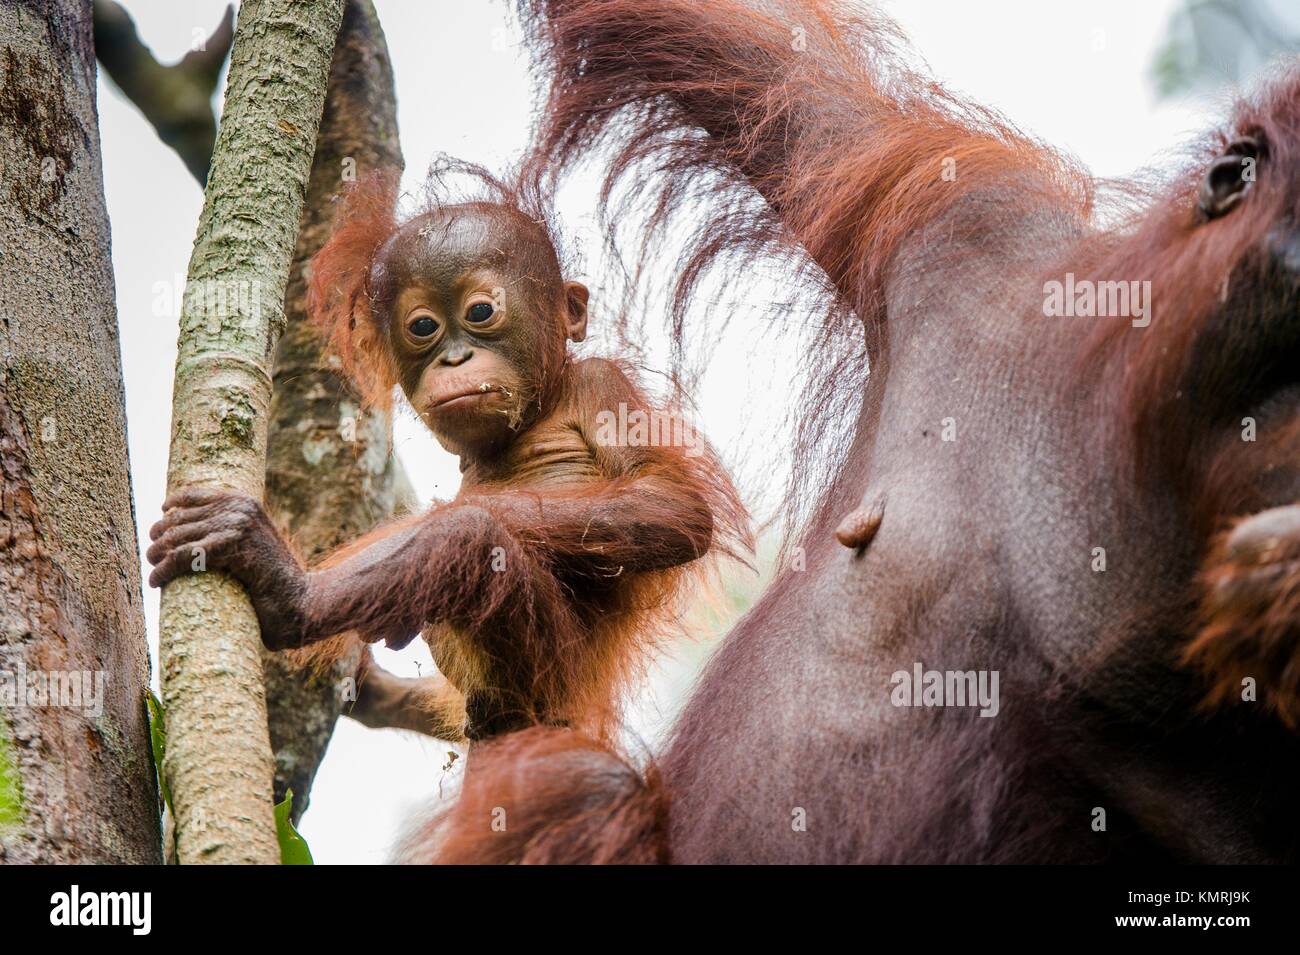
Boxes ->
[0,712,23,831]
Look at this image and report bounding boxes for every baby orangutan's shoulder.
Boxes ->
[567,356,642,407]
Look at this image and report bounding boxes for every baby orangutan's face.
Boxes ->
[374,206,588,457]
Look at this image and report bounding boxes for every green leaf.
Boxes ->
[274,790,314,865]
[0,712,24,832]
[145,689,171,812]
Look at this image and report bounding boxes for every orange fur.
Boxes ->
[396,726,666,864]
[307,170,403,408]
[300,160,752,750]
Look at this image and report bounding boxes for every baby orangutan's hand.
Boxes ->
[147,486,309,650]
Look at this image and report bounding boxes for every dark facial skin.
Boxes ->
[376,208,589,458]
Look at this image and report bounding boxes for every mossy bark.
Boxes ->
[159,0,345,865]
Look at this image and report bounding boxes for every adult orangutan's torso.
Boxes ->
[659,212,1300,863]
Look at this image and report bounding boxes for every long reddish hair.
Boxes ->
[1079,74,1300,477]
[307,169,402,407]
[517,1,1300,518]
[516,0,1098,531]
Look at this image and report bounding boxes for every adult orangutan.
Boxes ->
[419,0,1300,862]
[147,164,749,745]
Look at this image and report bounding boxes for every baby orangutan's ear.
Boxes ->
[563,281,589,343]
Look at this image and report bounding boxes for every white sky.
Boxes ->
[98,0,1223,863]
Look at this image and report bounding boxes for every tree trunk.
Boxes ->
[158,0,345,865]
[0,0,159,863]
[263,0,408,824]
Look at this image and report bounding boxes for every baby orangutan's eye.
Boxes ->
[409,315,438,338]
[466,302,495,324]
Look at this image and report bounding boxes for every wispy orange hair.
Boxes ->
[516,0,1094,531]
[307,169,402,408]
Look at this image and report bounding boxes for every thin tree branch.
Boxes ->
[92,0,233,183]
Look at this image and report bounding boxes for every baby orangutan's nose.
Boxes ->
[1222,504,1300,567]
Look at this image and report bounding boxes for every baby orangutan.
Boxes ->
[147,167,748,743]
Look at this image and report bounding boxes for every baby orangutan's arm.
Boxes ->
[349,658,468,742]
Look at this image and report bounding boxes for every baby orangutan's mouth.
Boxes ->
[430,382,514,410]
[1185,504,1300,727]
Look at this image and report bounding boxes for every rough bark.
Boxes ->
[159,0,345,865]
[0,0,159,863]
[263,0,407,824]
